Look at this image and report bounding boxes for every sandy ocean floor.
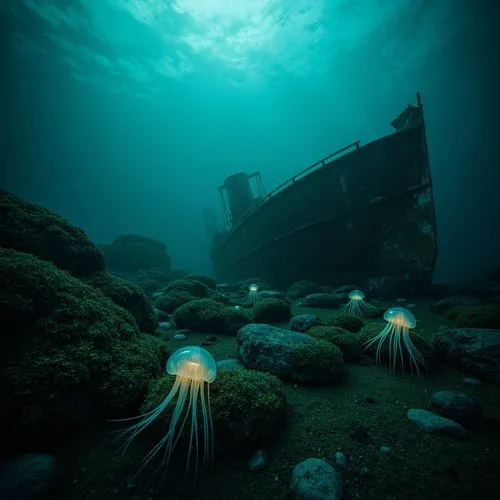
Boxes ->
[53,299,500,500]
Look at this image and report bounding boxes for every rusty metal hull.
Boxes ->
[210,122,437,294]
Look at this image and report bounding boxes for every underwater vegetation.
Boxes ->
[362,307,430,375]
[112,346,216,481]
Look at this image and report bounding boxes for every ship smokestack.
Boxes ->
[221,172,255,224]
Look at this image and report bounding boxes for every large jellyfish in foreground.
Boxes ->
[341,289,377,317]
[112,346,217,480]
[362,307,429,374]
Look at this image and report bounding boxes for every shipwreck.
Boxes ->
[203,93,438,295]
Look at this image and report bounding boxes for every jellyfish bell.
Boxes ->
[384,307,416,328]
[349,290,365,301]
[168,345,217,383]
[249,284,259,292]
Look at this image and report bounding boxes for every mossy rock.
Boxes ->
[0,248,167,444]
[308,326,360,362]
[155,290,195,313]
[291,340,345,384]
[84,271,158,334]
[0,188,105,276]
[286,279,320,299]
[455,304,500,329]
[253,298,292,323]
[163,279,209,298]
[140,368,286,453]
[443,305,466,321]
[173,299,251,335]
[185,273,217,290]
[326,313,365,333]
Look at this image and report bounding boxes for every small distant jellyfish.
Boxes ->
[233,305,241,311]
[362,307,429,374]
[112,346,217,480]
[246,284,261,305]
[341,290,377,317]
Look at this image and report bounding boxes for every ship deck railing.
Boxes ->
[233,140,361,228]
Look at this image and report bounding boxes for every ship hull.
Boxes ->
[210,121,437,294]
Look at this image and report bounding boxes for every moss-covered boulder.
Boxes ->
[237,324,345,385]
[0,248,167,444]
[252,298,292,324]
[99,234,171,273]
[291,341,345,384]
[155,290,195,314]
[154,279,210,314]
[286,280,320,299]
[185,274,216,290]
[431,328,500,385]
[326,313,365,333]
[455,304,500,329]
[163,278,209,298]
[0,189,104,276]
[174,299,251,335]
[140,368,286,453]
[83,271,158,334]
[308,326,360,362]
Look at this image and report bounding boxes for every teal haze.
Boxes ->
[0,0,498,281]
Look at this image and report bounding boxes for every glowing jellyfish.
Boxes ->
[113,346,216,480]
[341,290,377,317]
[362,307,429,374]
[246,283,261,305]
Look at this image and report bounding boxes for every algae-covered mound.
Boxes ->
[326,313,365,333]
[184,273,216,290]
[83,271,158,334]
[455,304,500,329]
[0,188,105,276]
[308,326,360,362]
[237,324,345,384]
[0,248,166,440]
[141,368,286,451]
[154,278,212,314]
[99,234,171,274]
[252,298,292,323]
[174,298,251,335]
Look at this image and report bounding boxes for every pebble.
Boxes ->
[291,458,343,500]
[462,377,482,385]
[407,409,467,438]
[0,453,57,500]
[334,451,348,470]
[430,390,483,425]
[248,450,268,471]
